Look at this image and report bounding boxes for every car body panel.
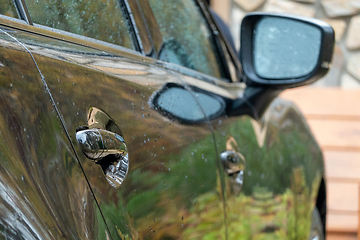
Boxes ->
[185,80,324,239]
[218,100,323,240]
[0,26,107,239]
[0,2,327,239]
[3,23,228,239]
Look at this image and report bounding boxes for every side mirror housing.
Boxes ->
[240,12,334,88]
[229,13,334,119]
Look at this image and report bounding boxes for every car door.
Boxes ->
[186,82,325,239]
[19,0,228,239]
[0,10,106,240]
[178,19,327,240]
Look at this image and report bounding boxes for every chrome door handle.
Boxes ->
[76,128,129,188]
[76,129,127,161]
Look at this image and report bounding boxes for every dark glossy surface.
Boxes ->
[5,26,227,239]
[220,100,323,240]
[188,81,324,239]
[0,28,107,239]
[0,4,326,239]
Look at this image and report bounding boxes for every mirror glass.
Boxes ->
[155,87,223,123]
[254,16,321,79]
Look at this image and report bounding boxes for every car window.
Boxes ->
[0,0,19,18]
[25,0,135,50]
[146,0,225,79]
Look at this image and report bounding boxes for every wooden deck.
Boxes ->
[281,87,360,239]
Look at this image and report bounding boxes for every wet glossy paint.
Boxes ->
[189,83,324,239]
[0,10,325,240]
[0,28,106,239]
[2,26,226,239]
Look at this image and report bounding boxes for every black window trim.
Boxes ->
[119,0,144,54]
[196,0,243,83]
[194,0,232,82]
[13,0,32,25]
[133,0,157,57]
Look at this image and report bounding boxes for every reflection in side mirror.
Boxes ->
[151,83,225,124]
[241,13,334,88]
[254,17,321,79]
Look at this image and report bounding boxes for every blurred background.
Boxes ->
[209,0,360,239]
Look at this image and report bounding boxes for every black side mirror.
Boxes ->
[240,12,334,88]
[229,13,334,119]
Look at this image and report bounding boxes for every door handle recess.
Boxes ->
[76,129,129,188]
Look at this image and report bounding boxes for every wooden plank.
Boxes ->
[307,120,360,149]
[281,87,360,118]
[327,233,357,240]
[327,211,358,232]
[325,151,360,180]
[282,88,360,235]
[327,182,358,212]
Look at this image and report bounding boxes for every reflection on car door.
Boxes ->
[0,24,104,238]
[185,79,325,239]
[14,29,228,239]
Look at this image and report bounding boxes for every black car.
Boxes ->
[0,0,333,239]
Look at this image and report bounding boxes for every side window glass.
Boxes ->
[25,0,135,50]
[0,0,19,18]
[147,0,225,79]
